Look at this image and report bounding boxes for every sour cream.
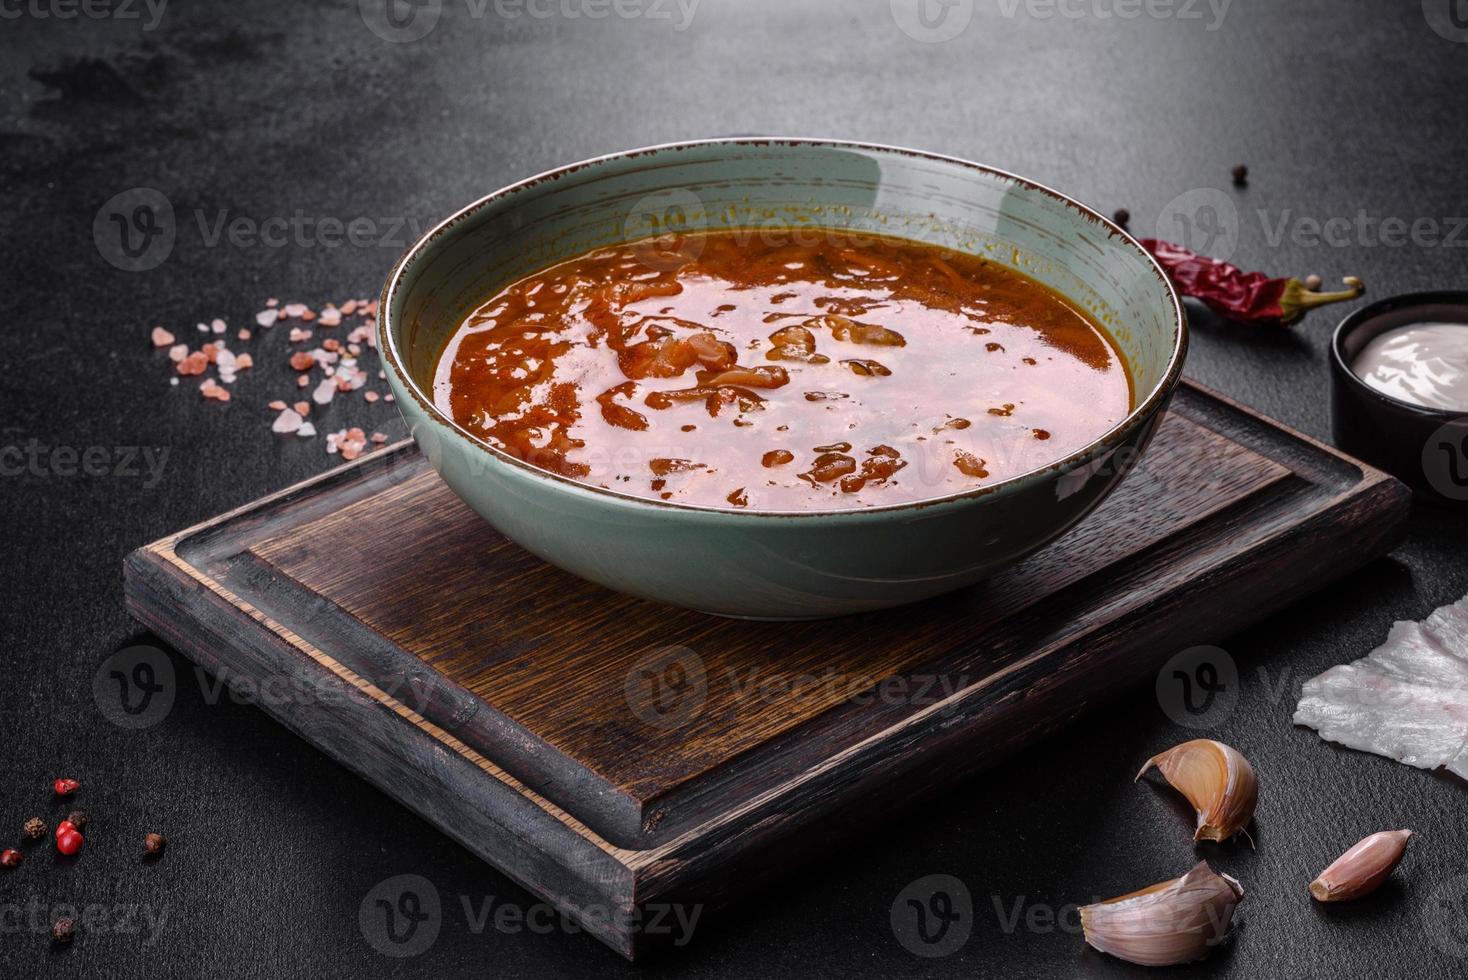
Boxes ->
[1351,322,1468,412]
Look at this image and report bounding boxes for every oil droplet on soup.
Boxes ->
[433,230,1132,510]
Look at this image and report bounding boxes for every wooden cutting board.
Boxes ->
[124,380,1410,959]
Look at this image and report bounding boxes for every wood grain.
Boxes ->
[123,380,1411,959]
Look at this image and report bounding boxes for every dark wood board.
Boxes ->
[123,380,1410,960]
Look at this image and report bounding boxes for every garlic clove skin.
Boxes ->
[1137,739,1258,843]
[1081,861,1244,967]
[1309,829,1413,902]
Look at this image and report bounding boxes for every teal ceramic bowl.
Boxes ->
[379,139,1186,619]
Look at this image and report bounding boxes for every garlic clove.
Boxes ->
[1309,829,1413,902]
[1081,861,1244,967]
[1137,739,1258,843]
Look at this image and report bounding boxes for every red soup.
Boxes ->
[433,230,1132,510]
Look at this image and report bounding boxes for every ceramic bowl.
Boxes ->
[1331,291,1468,505]
[379,139,1187,619]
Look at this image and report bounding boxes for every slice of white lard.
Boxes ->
[1294,595,1468,778]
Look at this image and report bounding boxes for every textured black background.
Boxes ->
[3,0,1468,976]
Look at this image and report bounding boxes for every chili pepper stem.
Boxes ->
[1282,276,1365,322]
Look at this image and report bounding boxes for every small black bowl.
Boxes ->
[1331,291,1468,504]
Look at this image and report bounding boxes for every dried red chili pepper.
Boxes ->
[1141,239,1363,327]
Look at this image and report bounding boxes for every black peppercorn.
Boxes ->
[51,917,75,944]
[23,817,45,840]
[1231,164,1248,185]
[1112,208,1130,229]
[65,810,88,833]
[143,832,167,857]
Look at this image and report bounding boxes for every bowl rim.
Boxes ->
[1330,290,1468,420]
[379,137,1188,518]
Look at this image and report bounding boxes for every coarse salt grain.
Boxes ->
[266,297,279,308]
[289,352,316,371]
[211,318,227,334]
[272,408,304,434]
[318,307,342,327]
[238,329,252,341]
[151,326,175,347]
[168,344,188,363]
[297,422,316,438]
[235,353,253,370]
[364,391,380,403]
[312,378,336,405]
[371,432,388,444]
[197,322,210,333]
[268,400,288,411]
[293,400,310,416]
[297,375,310,387]
[341,300,358,315]
[256,309,279,328]
[283,303,308,318]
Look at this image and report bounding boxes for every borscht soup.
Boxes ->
[433,229,1132,511]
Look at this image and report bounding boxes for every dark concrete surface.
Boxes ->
[2,0,1467,976]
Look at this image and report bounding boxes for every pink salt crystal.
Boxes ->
[211,318,227,334]
[151,326,175,347]
[268,400,288,411]
[364,391,380,403]
[297,422,316,438]
[385,393,395,402]
[272,408,304,434]
[301,310,317,322]
[312,378,337,405]
[370,432,388,444]
[197,322,210,333]
[340,300,358,315]
[255,309,279,328]
[168,344,188,363]
[283,303,308,318]
[238,328,252,341]
[348,344,361,357]
[297,374,310,387]
[318,307,342,327]
[235,353,254,370]
[266,297,279,308]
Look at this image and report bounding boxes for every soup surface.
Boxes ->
[434,230,1131,510]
